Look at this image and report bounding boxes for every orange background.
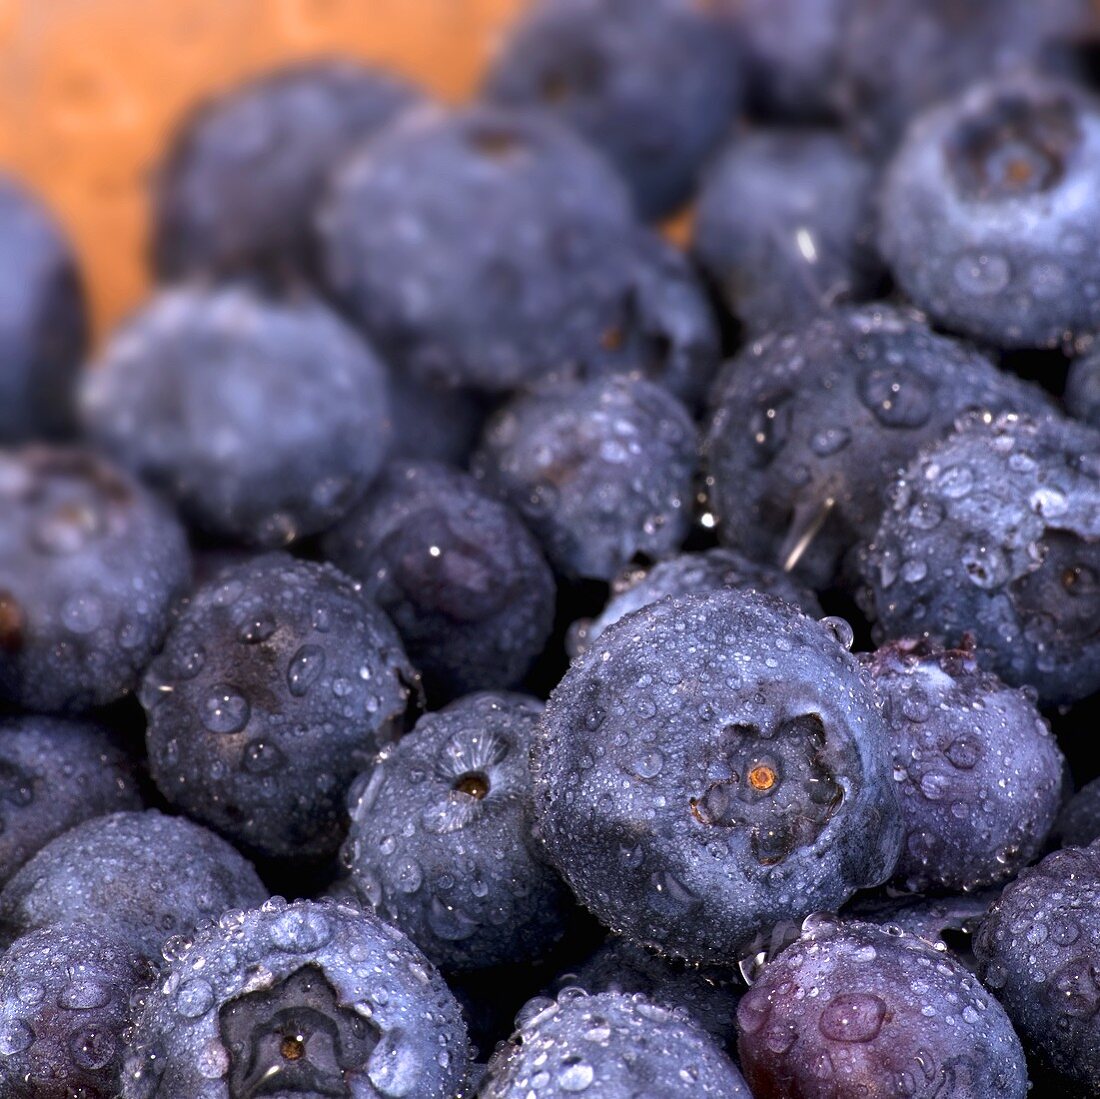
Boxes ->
[0,0,527,337]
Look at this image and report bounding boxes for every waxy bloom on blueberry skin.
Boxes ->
[880,73,1100,350]
[532,588,903,964]
[739,917,1028,1098]
[858,411,1100,705]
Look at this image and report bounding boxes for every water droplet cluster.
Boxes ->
[480,989,751,1097]
[142,553,420,859]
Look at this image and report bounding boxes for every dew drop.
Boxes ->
[201,685,250,735]
[287,644,326,697]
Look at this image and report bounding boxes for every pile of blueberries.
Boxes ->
[5,0,1100,1095]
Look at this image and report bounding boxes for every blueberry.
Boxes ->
[0,809,266,964]
[473,374,696,581]
[583,229,722,410]
[484,0,743,220]
[142,553,419,859]
[481,990,751,1097]
[1054,777,1100,848]
[0,178,88,444]
[842,889,998,970]
[839,0,1089,159]
[319,104,638,392]
[975,843,1100,1088]
[857,411,1100,704]
[82,283,392,547]
[0,921,152,1099]
[880,73,1100,350]
[1066,347,1100,429]
[122,897,471,1099]
[339,692,570,972]
[569,547,823,656]
[705,305,1052,590]
[0,447,191,714]
[153,59,423,279]
[724,0,847,121]
[693,129,882,340]
[738,917,1028,1097]
[388,372,488,467]
[532,589,902,964]
[0,715,143,887]
[863,639,1065,893]
[323,461,555,698]
[552,937,743,1050]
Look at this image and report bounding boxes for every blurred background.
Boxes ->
[0,0,526,335]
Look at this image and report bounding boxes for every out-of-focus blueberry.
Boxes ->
[484,0,744,220]
[0,179,88,444]
[153,60,424,279]
[83,283,392,548]
[693,130,882,340]
[880,74,1100,350]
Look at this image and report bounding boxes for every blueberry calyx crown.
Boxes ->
[218,965,378,1098]
[690,713,845,866]
[947,89,1081,201]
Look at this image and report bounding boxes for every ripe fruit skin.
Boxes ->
[142,553,419,859]
[532,589,902,964]
[739,918,1028,1098]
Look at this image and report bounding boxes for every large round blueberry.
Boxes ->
[319,104,638,392]
[484,0,743,220]
[0,921,151,1099]
[739,917,1028,1097]
[705,305,1051,589]
[323,462,555,698]
[0,447,191,713]
[880,73,1100,350]
[340,692,570,972]
[481,990,751,1098]
[570,547,822,656]
[693,130,882,340]
[473,374,696,581]
[975,842,1100,1089]
[0,810,266,963]
[532,588,902,964]
[838,0,1088,159]
[82,284,392,547]
[863,639,1065,893]
[0,178,88,444]
[857,412,1100,704]
[153,59,423,279]
[142,553,419,859]
[0,715,143,887]
[122,898,471,1099]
